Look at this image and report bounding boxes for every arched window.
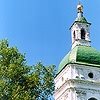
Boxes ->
[81,28,86,39]
[88,98,97,100]
[73,31,76,42]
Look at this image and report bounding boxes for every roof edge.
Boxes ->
[69,21,91,30]
[56,62,100,77]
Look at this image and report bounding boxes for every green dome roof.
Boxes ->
[58,46,100,73]
[75,16,88,23]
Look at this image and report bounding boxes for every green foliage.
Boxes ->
[0,39,56,100]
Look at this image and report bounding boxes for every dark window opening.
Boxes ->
[88,98,97,100]
[88,72,93,78]
[73,31,76,42]
[81,29,85,39]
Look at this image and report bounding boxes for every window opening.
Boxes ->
[88,98,97,100]
[73,31,76,42]
[88,72,93,78]
[81,29,85,39]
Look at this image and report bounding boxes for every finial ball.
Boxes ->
[77,4,83,12]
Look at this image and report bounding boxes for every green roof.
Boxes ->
[75,16,88,23]
[58,46,100,73]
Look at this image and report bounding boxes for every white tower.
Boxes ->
[53,1,100,100]
[70,2,91,49]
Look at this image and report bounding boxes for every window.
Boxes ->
[81,28,85,39]
[88,72,93,78]
[73,31,76,42]
[88,98,97,100]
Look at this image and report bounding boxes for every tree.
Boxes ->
[0,39,55,100]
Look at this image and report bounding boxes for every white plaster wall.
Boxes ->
[71,64,100,82]
[55,65,71,90]
[54,64,100,100]
[87,93,100,100]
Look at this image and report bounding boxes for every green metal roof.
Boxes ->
[70,16,91,30]
[75,16,88,23]
[58,46,100,73]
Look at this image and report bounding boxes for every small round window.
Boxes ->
[88,72,93,78]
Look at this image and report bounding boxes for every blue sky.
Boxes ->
[0,0,100,67]
[0,0,100,99]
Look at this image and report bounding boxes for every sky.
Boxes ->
[0,0,100,99]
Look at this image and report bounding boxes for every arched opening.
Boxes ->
[88,98,97,100]
[81,28,86,39]
[73,31,76,42]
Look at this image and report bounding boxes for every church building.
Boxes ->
[53,1,100,100]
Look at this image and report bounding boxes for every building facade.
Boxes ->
[53,2,100,100]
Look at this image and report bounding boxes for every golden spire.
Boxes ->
[77,0,83,12]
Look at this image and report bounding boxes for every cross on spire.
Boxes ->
[78,0,81,5]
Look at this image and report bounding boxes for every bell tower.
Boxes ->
[70,1,91,49]
[53,1,100,100]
